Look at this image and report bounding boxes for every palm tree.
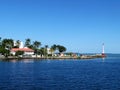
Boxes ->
[25,38,31,47]
[38,48,44,57]
[33,41,41,49]
[16,40,21,48]
[45,45,48,49]
[50,48,54,56]
[51,44,57,51]
[33,41,41,57]
[50,44,57,56]
[45,45,48,58]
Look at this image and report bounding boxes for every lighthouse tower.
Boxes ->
[102,43,105,57]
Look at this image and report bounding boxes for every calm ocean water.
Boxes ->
[0,54,120,90]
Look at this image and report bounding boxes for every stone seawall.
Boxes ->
[0,54,106,60]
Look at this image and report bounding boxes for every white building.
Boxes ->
[19,41,24,48]
[47,48,52,54]
[11,41,34,55]
[11,47,34,55]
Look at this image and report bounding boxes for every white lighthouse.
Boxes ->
[102,43,106,57]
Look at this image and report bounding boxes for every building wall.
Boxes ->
[19,42,24,48]
[13,41,24,48]
[47,48,52,54]
[11,51,15,55]
[11,51,34,55]
[24,52,34,55]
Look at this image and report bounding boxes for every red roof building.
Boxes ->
[11,47,34,55]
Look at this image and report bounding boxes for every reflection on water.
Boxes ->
[102,58,105,62]
[22,60,34,63]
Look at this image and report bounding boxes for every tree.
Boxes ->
[33,41,41,49]
[16,40,20,48]
[45,45,48,49]
[50,44,57,56]
[28,45,34,49]
[0,46,5,54]
[1,39,14,57]
[25,38,31,47]
[38,48,45,57]
[51,44,57,52]
[33,41,41,57]
[14,40,21,48]
[57,45,66,53]
[0,46,9,57]
[49,48,54,56]
[45,45,48,55]
[2,39,14,49]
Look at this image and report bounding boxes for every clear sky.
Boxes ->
[0,0,120,53]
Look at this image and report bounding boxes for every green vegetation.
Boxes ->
[0,38,13,57]
[57,45,66,53]
[15,51,24,56]
[0,46,9,57]
[0,37,67,58]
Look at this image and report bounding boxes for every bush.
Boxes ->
[15,51,24,56]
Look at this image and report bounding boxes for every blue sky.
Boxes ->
[0,0,120,53]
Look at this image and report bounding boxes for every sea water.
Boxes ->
[0,54,120,90]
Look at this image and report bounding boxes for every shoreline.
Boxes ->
[0,54,106,60]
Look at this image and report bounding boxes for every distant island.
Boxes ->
[0,37,106,60]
